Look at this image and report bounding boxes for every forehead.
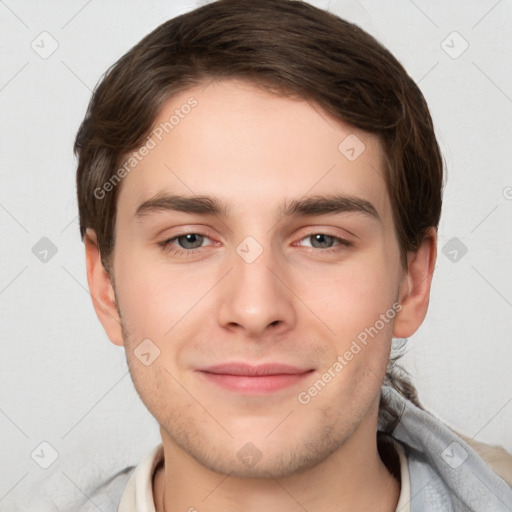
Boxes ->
[116,79,392,226]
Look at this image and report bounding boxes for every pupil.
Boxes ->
[314,234,331,248]
[181,234,202,248]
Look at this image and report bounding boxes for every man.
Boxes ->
[73,0,512,510]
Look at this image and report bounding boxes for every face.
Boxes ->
[109,79,407,477]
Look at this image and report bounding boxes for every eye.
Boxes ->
[158,231,352,257]
[296,233,352,254]
[158,233,214,256]
[172,233,207,250]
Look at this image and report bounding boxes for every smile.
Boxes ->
[196,363,315,394]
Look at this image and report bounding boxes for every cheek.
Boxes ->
[300,256,399,390]
[114,251,193,338]
[126,353,170,419]
[301,255,399,333]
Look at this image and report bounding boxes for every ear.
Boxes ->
[393,227,437,338]
[84,228,124,347]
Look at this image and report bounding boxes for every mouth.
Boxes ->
[196,363,315,394]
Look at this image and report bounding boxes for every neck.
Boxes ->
[153,408,400,512]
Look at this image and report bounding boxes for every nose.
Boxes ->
[216,241,297,338]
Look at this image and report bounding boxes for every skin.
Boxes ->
[85,79,436,512]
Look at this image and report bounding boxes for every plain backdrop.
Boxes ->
[0,0,511,509]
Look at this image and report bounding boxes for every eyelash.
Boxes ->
[158,232,353,257]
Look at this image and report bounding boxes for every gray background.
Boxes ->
[0,0,511,509]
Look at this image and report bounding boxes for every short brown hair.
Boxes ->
[75,0,444,409]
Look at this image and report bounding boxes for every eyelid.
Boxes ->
[160,231,217,250]
[294,233,350,247]
[157,225,218,243]
[293,225,354,240]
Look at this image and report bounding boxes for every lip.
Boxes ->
[196,363,314,394]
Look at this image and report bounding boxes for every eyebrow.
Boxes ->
[133,193,380,222]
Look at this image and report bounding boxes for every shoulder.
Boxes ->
[455,431,512,486]
[379,385,512,507]
[60,465,136,512]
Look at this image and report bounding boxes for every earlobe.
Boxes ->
[84,228,124,347]
[393,227,437,339]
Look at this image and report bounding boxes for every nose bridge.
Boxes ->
[216,234,296,336]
